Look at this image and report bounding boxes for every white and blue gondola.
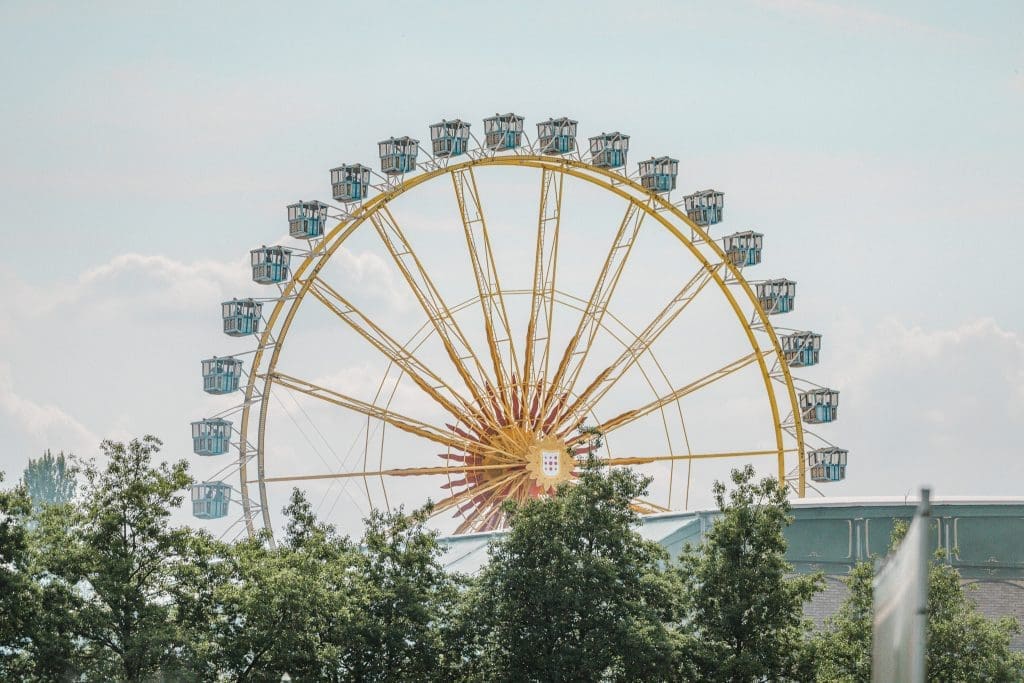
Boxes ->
[639,157,679,193]
[330,163,371,202]
[483,113,524,151]
[781,331,822,367]
[755,278,796,314]
[222,298,262,337]
[379,136,419,175]
[191,418,232,456]
[723,230,763,267]
[683,189,724,226]
[287,200,328,239]
[430,119,471,158]
[201,356,243,394]
[537,117,578,155]
[589,132,629,169]
[809,447,848,482]
[250,245,292,285]
[800,387,840,424]
[191,481,232,519]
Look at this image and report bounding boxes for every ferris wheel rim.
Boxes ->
[235,154,806,542]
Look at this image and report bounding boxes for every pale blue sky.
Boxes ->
[1,1,1021,531]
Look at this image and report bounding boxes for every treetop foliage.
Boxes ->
[814,521,1024,682]
[1,440,1021,682]
[21,448,77,510]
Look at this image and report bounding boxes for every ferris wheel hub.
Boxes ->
[469,425,574,494]
[522,434,574,492]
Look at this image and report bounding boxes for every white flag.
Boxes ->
[871,489,930,683]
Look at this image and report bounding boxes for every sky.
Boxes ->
[0,1,1021,537]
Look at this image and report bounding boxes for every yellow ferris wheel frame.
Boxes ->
[235,154,807,539]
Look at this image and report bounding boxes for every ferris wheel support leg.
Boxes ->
[248,461,525,484]
[600,449,794,467]
[454,477,519,534]
[266,371,515,459]
[430,470,520,517]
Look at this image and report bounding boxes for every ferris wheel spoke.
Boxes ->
[266,371,512,458]
[598,448,796,468]
[558,262,724,428]
[250,461,525,485]
[632,498,671,514]
[305,275,497,434]
[521,168,563,420]
[453,477,518,534]
[501,474,532,509]
[567,351,765,443]
[451,167,521,413]
[477,484,519,531]
[429,469,522,516]
[369,205,498,423]
[540,200,648,426]
[477,504,507,533]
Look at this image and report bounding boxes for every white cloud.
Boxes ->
[823,316,1024,497]
[329,246,412,313]
[0,251,249,332]
[0,362,100,457]
[1,243,407,327]
[0,244,413,479]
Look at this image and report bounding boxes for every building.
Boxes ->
[438,497,1024,649]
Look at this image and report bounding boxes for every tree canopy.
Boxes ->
[675,464,823,682]
[22,449,77,510]
[457,464,681,682]
[814,521,1024,682]
[2,438,1022,681]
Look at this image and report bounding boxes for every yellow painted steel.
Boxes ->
[368,206,497,424]
[451,166,521,413]
[252,461,522,484]
[562,262,721,422]
[568,351,765,441]
[521,169,562,423]
[431,471,519,515]
[305,276,493,434]
[603,448,797,467]
[251,449,794,486]
[540,201,646,423]
[237,155,806,541]
[310,283,688,536]
[267,371,514,459]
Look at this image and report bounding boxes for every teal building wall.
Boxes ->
[438,497,1024,649]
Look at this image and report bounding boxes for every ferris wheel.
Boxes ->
[189,114,847,541]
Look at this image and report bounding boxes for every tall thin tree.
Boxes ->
[22,449,77,510]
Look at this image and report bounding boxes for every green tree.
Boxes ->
[814,522,1024,682]
[30,436,199,681]
[189,490,458,681]
[22,449,77,510]
[0,473,34,676]
[459,464,681,682]
[189,490,359,680]
[343,504,461,681]
[676,465,822,682]
[1,471,84,679]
